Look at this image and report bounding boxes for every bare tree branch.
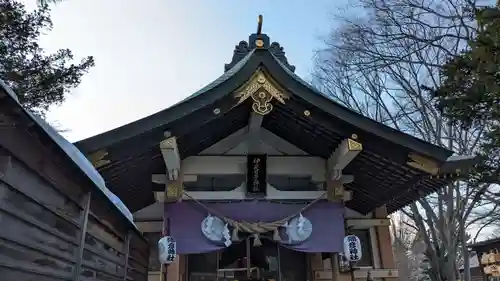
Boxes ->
[313,0,497,280]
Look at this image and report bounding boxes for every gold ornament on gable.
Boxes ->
[234,70,289,116]
[88,149,111,168]
[347,138,363,151]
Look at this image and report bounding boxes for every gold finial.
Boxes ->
[257,15,263,35]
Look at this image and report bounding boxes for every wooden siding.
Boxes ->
[0,121,149,280]
[144,233,161,273]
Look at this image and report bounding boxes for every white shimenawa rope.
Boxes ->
[182,190,325,246]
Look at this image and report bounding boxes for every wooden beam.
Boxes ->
[182,156,325,181]
[154,191,165,203]
[151,174,167,185]
[152,174,197,184]
[249,112,264,132]
[436,154,478,179]
[154,184,326,202]
[201,127,307,156]
[343,190,353,201]
[407,152,439,175]
[73,192,92,281]
[259,128,307,155]
[247,112,263,153]
[327,137,362,180]
[200,127,249,155]
[314,269,399,279]
[346,218,391,229]
[325,137,361,201]
[160,134,181,181]
[135,221,163,233]
[160,134,183,201]
[122,232,131,281]
[134,203,369,222]
[325,175,355,202]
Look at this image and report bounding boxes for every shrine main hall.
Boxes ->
[76,17,476,281]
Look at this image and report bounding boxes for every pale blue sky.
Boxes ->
[22,0,341,141]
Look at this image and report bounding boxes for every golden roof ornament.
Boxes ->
[234,70,288,115]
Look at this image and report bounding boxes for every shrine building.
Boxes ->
[75,16,476,281]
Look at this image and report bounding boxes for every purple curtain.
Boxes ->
[166,200,345,254]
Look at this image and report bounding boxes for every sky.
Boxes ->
[22,0,341,142]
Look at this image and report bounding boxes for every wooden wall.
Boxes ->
[0,115,149,281]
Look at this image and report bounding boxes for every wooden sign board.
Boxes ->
[246,154,267,196]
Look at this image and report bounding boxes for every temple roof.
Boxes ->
[77,47,450,161]
[468,237,500,249]
[224,34,295,73]
[75,20,476,214]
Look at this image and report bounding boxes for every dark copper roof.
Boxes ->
[74,32,475,214]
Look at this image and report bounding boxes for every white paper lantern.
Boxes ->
[158,236,176,264]
[343,235,362,262]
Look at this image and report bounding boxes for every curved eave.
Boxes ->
[469,238,500,249]
[266,53,452,162]
[75,49,256,153]
[76,48,452,163]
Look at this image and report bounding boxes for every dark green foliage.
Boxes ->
[0,0,94,116]
[431,3,500,183]
[434,5,500,127]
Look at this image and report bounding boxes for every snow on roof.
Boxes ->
[447,155,477,161]
[0,79,135,226]
[0,79,19,103]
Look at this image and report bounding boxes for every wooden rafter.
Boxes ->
[327,137,362,180]
[159,134,180,181]
[326,137,362,201]
[159,133,182,201]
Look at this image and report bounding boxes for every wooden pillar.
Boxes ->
[330,254,340,281]
[179,255,186,281]
[73,192,92,281]
[166,256,180,281]
[374,206,398,281]
[162,165,183,281]
[309,253,324,281]
[123,232,131,281]
[161,201,169,281]
[161,203,181,281]
[309,253,342,281]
